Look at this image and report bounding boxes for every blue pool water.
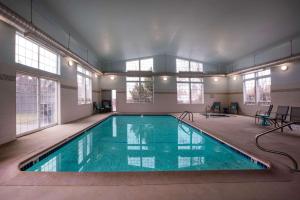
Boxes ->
[25,115,266,172]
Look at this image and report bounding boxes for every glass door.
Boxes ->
[16,74,39,135]
[16,73,58,136]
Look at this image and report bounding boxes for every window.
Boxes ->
[126,58,153,71]
[16,74,58,135]
[126,60,139,71]
[177,78,204,104]
[77,65,92,104]
[15,33,59,74]
[176,59,203,72]
[243,69,271,104]
[126,77,153,103]
[125,58,154,103]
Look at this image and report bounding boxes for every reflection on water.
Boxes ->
[28,116,264,172]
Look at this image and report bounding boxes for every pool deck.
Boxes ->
[0,113,299,199]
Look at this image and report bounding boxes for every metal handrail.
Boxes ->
[178,111,194,122]
[255,121,300,172]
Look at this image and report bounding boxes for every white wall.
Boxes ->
[226,35,300,116]
[0,21,101,145]
[100,74,228,113]
[0,0,100,67]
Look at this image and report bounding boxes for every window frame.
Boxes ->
[77,65,92,105]
[176,58,203,73]
[243,69,271,105]
[16,72,59,137]
[176,77,204,104]
[15,32,60,75]
[126,57,153,72]
[126,76,154,104]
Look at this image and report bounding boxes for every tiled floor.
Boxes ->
[0,113,299,200]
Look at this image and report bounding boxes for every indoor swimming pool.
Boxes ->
[22,115,267,172]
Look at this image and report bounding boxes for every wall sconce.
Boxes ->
[280,65,288,71]
[110,76,115,80]
[94,74,98,78]
[233,76,237,80]
[162,76,168,81]
[68,60,74,66]
[213,77,219,82]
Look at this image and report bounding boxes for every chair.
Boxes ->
[101,100,112,112]
[254,104,273,124]
[229,102,239,114]
[269,106,289,132]
[93,102,101,114]
[210,102,221,113]
[290,107,300,123]
[284,107,300,131]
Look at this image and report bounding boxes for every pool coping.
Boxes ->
[18,113,271,174]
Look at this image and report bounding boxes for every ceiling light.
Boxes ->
[163,76,168,81]
[280,65,288,71]
[110,76,115,80]
[213,77,219,82]
[68,60,74,66]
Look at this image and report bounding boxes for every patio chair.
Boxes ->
[101,100,112,112]
[284,107,300,131]
[229,102,239,114]
[254,104,273,124]
[269,105,289,132]
[210,102,221,113]
[93,102,101,114]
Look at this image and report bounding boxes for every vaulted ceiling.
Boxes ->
[43,0,300,65]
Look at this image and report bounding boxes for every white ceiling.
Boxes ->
[43,0,300,65]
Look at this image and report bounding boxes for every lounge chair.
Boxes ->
[269,105,289,132]
[254,104,273,124]
[229,102,239,114]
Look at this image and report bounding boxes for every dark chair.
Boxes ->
[93,102,101,114]
[254,104,273,124]
[269,106,289,132]
[210,102,221,113]
[229,102,239,114]
[284,107,300,131]
[101,100,112,112]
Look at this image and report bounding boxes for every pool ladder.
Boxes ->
[255,121,300,172]
[178,111,194,122]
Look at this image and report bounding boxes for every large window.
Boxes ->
[126,77,153,103]
[177,78,204,104]
[15,33,59,74]
[243,69,271,104]
[176,59,203,72]
[16,74,58,135]
[126,58,154,103]
[77,65,92,104]
[126,58,153,71]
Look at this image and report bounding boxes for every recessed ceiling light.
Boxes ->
[280,65,288,71]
